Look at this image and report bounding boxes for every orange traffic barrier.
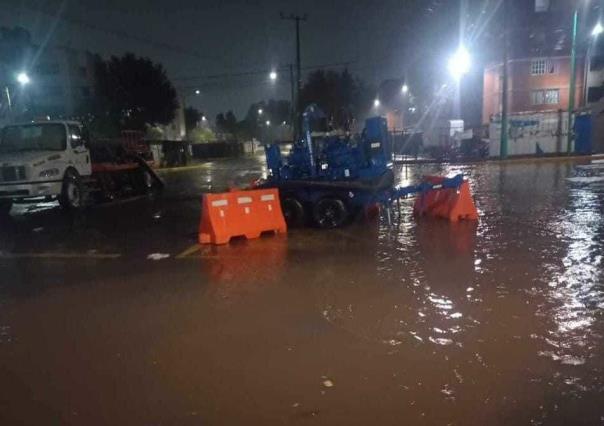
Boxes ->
[199,188,287,245]
[413,176,478,222]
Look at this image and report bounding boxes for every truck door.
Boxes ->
[68,125,92,177]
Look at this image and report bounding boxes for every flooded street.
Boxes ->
[1,156,604,425]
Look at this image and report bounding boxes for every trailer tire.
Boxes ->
[281,197,306,228]
[0,200,12,216]
[312,197,348,229]
[59,169,84,210]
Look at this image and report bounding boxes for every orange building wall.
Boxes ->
[482,56,585,124]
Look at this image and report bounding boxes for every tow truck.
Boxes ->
[0,120,163,215]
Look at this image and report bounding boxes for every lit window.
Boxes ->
[531,89,559,105]
[531,58,556,75]
[544,89,559,104]
[531,90,545,105]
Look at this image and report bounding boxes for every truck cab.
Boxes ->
[0,120,91,214]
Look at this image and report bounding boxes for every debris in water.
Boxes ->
[322,379,334,388]
[32,227,44,233]
[147,253,171,261]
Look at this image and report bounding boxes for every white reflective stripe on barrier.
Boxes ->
[237,197,253,204]
[212,200,228,207]
[244,207,250,214]
[260,194,275,201]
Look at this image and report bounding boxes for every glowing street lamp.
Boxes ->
[373,98,380,108]
[448,46,471,80]
[592,22,603,37]
[194,89,201,95]
[401,84,409,94]
[17,72,30,86]
[265,120,271,126]
[258,108,263,115]
[269,71,277,81]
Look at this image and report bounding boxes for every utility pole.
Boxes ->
[280,12,307,139]
[568,9,579,154]
[289,64,295,132]
[500,0,509,159]
[4,86,12,112]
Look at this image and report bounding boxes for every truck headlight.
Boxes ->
[39,168,60,178]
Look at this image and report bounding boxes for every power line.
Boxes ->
[172,60,355,82]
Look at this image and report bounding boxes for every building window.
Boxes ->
[531,89,559,105]
[531,58,556,75]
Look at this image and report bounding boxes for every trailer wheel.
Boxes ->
[59,170,83,210]
[313,198,348,229]
[0,200,12,216]
[281,197,306,227]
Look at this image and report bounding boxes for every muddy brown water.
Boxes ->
[1,158,603,425]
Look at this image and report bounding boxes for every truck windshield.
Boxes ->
[0,124,67,153]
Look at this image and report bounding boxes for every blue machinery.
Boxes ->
[262,105,468,229]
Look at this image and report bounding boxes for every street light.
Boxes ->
[373,98,380,108]
[401,84,409,94]
[258,108,263,115]
[447,46,471,80]
[265,120,271,126]
[194,89,201,95]
[201,115,207,122]
[592,22,603,37]
[17,72,30,86]
[269,71,277,81]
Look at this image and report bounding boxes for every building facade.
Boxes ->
[31,46,97,118]
[482,56,586,123]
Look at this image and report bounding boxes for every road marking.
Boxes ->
[0,252,122,260]
[175,244,202,259]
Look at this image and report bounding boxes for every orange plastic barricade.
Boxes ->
[413,176,478,222]
[199,188,287,245]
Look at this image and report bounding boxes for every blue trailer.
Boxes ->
[260,105,468,228]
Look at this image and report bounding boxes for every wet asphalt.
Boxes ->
[1,154,604,425]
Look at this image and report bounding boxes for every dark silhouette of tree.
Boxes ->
[224,110,237,134]
[93,53,178,131]
[215,113,226,133]
[299,68,371,129]
[184,107,202,133]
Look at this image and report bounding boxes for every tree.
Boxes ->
[215,113,226,133]
[224,110,237,134]
[93,53,178,131]
[190,127,216,143]
[184,107,202,133]
[299,69,371,130]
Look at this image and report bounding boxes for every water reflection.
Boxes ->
[541,187,604,369]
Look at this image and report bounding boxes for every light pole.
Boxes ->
[447,45,471,122]
[584,22,603,106]
[4,71,30,114]
[568,9,579,154]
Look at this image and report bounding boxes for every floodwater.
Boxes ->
[1,157,604,425]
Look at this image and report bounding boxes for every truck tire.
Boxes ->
[59,170,84,210]
[0,200,12,216]
[281,197,306,228]
[312,197,348,229]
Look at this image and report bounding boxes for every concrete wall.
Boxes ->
[488,111,569,157]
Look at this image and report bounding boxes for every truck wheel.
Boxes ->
[0,200,12,216]
[59,170,83,210]
[312,198,348,229]
[281,197,306,227]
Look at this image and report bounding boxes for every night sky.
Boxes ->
[0,0,523,123]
